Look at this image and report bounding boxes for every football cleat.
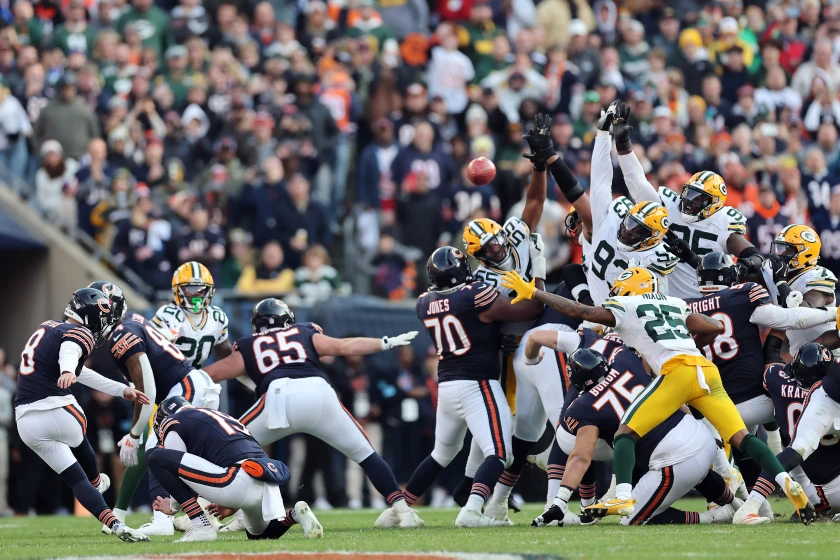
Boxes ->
[294,501,323,539]
[397,508,425,528]
[784,478,816,525]
[173,514,192,532]
[508,494,522,513]
[374,507,400,529]
[733,498,771,525]
[454,507,511,528]
[584,498,636,518]
[175,525,217,543]
[218,510,246,533]
[483,499,514,526]
[102,507,124,535]
[136,515,175,536]
[113,522,151,543]
[532,505,565,527]
[702,503,736,524]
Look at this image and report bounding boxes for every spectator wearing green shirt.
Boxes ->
[12,1,45,49]
[294,244,343,304]
[52,0,97,55]
[157,45,194,106]
[345,0,395,53]
[117,0,170,58]
[456,0,503,73]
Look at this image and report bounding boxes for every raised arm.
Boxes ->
[613,103,659,203]
[313,331,418,356]
[686,313,724,349]
[501,270,616,326]
[519,113,550,231]
[589,110,617,224]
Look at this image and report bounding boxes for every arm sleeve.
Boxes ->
[589,131,614,223]
[77,366,129,398]
[618,151,660,203]
[131,354,156,437]
[750,304,836,330]
[236,375,257,391]
[556,331,583,354]
[58,341,83,374]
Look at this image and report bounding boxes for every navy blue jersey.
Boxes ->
[531,282,582,331]
[764,364,840,484]
[820,358,840,404]
[159,407,266,467]
[555,329,629,399]
[108,313,193,404]
[685,283,771,404]
[417,281,502,383]
[562,354,684,467]
[233,322,325,397]
[15,321,96,406]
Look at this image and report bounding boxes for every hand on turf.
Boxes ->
[206,503,238,520]
[501,270,536,304]
[57,371,77,389]
[118,433,141,467]
[153,495,176,516]
[522,113,554,169]
[382,331,418,350]
[123,386,150,405]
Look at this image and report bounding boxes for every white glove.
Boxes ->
[786,290,803,308]
[524,351,544,366]
[529,233,547,280]
[382,331,419,350]
[119,433,141,467]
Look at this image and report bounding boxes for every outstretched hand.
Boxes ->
[501,270,536,304]
[522,113,555,169]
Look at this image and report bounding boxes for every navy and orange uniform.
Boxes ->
[417,281,501,383]
[764,364,840,485]
[158,407,266,468]
[15,320,96,406]
[531,282,581,331]
[685,282,772,404]
[233,322,325,397]
[108,313,193,404]
[561,349,685,468]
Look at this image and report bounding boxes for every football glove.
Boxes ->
[500,334,520,355]
[787,290,803,309]
[119,433,141,467]
[664,230,700,268]
[529,233,547,280]
[382,331,419,350]
[768,253,789,283]
[501,270,536,304]
[522,113,554,170]
[610,101,633,152]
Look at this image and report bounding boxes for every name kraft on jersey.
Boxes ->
[781,383,809,399]
[687,297,721,314]
[426,299,450,315]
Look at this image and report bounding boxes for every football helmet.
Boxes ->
[772,225,821,272]
[608,267,659,297]
[696,252,744,294]
[251,298,296,333]
[564,210,583,244]
[787,342,833,390]
[172,261,215,313]
[64,287,114,347]
[679,171,727,223]
[88,280,126,324]
[568,348,610,393]
[427,246,473,290]
[463,218,513,270]
[617,201,669,252]
[153,395,192,438]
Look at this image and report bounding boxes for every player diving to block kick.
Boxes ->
[501,266,817,523]
[608,101,762,300]
[147,396,322,542]
[204,298,424,529]
[15,288,150,542]
[531,348,745,526]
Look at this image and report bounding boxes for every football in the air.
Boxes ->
[466,157,496,186]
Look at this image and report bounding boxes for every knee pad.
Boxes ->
[431,442,463,467]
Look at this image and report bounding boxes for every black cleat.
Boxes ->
[532,505,565,527]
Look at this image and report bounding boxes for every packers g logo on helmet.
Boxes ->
[172,261,215,313]
[463,218,512,270]
[679,171,727,223]
[773,225,821,272]
[609,267,659,297]
[617,202,669,252]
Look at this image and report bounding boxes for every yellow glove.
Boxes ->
[501,270,536,304]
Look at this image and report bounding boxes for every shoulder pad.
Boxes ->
[609,196,633,220]
[602,299,625,312]
[658,187,680,204]
[470,281,499,310]
[723,206,747,234]
[804,267,837,291]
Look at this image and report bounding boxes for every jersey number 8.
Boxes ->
[253,328,307,374]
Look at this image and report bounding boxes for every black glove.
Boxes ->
[500,334,520,355]
[611,101,633,152]
[522,113,555,171]
[768,253,789,284]
[664,230,700,268]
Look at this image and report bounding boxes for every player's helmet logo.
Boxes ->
[802,230,817,243]
[97,298,112,314]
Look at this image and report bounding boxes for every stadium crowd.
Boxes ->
[3,0,840,516]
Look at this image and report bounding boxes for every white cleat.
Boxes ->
[294,501,323,539]
[483,499,514,526]
[96,474,111,495]
[101,507,124,535]
[758,497,774,522]
[175,525,217,542]
[198,497,223,530]
[172,514,192,533]
[526,445,551,472]
[219,510,246,533]
[454,507,511,528]
[703,503,735,524]
[374,507,400,528]
[732,498,770,525]
[136,515,175,536]
[832,513,840,522]
[114,522,151,543]
[397,508,425,528]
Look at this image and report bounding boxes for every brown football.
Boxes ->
[466,157,497,186]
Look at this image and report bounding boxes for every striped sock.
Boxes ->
[181,497,210,527]
[685,511,700,524]
[579,482,597,508]
[98,509,119,530]
[281,509,297,527]
[89,474,101,488]
[752,477,775,499]
[385,490,406,506]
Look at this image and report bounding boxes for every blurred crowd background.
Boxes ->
[2,0,840,515]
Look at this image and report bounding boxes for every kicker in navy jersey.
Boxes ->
[108,313,193,404]
[233,322,325,397]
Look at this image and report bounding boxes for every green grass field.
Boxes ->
[0,499,831,560]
